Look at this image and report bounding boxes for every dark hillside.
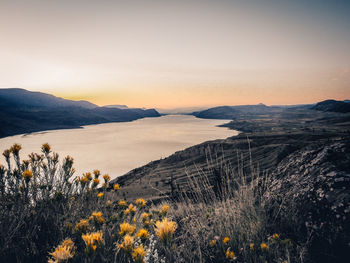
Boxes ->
[311,99,350,113]
[0,88,160,138]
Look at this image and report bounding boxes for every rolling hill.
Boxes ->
[311,99,350,113]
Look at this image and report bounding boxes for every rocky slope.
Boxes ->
[268,139,350,262]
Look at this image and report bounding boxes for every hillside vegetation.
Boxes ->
[0,143,317,263]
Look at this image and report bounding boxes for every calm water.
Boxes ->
[0,115,237,179]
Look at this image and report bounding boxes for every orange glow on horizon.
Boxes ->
[57,82,350,109]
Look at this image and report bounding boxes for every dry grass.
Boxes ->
[164,149,306,263]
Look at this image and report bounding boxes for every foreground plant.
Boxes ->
[48,239,75,263]
[82,231,104,255]
[154,218,177,246]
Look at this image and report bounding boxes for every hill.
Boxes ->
[0,88,97,109]
[192,103,290,119]
[0,88,160,138]
[311,99,350,113]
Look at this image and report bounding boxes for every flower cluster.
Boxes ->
[154,218,177,245]
[48,238,75,263]
[89,211,105,225]
[75,219,89,233]
[119,222,136,236]
[82,231,104,252]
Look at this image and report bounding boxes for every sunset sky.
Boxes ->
[0,0,349,108]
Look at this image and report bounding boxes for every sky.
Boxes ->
[0,0,349,108]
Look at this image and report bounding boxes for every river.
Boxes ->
[0,115,237,179]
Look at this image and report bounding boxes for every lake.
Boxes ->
[0,115,238,179]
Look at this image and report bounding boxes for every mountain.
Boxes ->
[0,88,97,109]
[192,103,282,119]
[0,88,160,138]
[312,99,350,113]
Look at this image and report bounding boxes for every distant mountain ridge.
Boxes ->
[0,88,160,138]
[192,100,350,119]
[0,88,97,109]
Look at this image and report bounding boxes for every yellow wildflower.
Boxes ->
[3,149,10,159]
[225,249,235,259]
[97,192,104,198]
[260,243,269,251]
[141,212,150,221]
[41,143,51,153]
[125,204,136,215]
[80,176,89,184]
[118,234,134,252]
[82,231,103,252]
[209,240,216,247]
[65,155,74,164]
[128,204,136,212]
[84,172,92,180]
[249,243,254,251]
[93,170,100,178]
[114,184,120,190]
[161,204,169,213]
[272,233,280,240]
[89,212,105,224]
[91,211,103,218]
[103,174,110,182]
[132,245,146,263]
[119,200,127,207]
[136,198,146,208]
[22,170,33,181]
[119,222,136,236]
[223,237,230,244]
[137,229,150,241]
[93,178,99,186]
[61,238,74,250]
[48,239,75,262]
[154,218,177,244]
[49,245,74,262]
[10,143,21,155]
[75,219,89,232]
